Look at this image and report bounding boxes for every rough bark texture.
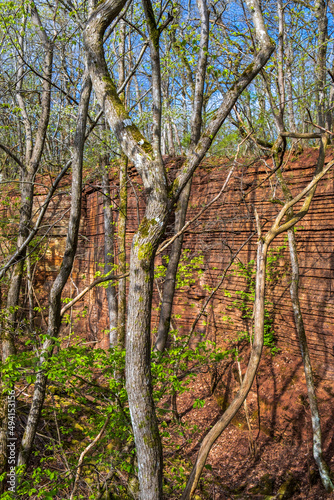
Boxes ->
[116,19,127,347]
[181,142,334,497]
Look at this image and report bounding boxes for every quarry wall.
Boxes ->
[5,148,333,379]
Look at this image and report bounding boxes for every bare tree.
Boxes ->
[17,71,92,469]
[154,0,208,352]
[83,0,274,496]
[0,2,54,482]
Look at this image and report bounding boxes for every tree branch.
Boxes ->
[0,142,25,172]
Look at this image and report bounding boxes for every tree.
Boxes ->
[83,0,274,496]
[0,0,333,498]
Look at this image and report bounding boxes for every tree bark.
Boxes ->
[85,3,167,497]
[115,19,128,347]
[154,179,192,352]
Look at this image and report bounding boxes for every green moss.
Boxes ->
[269,198,284,205]
[102,75,126,116]
[169,177,179,198]
[138,217,157,238]
[145,4,160,50]
[127,125,153,155]
[138,242,153,261]
[100,77,153,155]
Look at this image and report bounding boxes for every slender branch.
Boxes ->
[280,131,322,139]
[117,41,148,94]
[268,158,334,239]
[0,143,25,171]
[304,120,334,136]
[60,272,128,317]
[171,0,275,201]
[70,417,110,500]
[190,0,209,147]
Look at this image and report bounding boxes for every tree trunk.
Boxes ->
[181,238,269,499]
[287,229,333,492]
[125,199,168,499]
[117,155,127,347]
[17,73,91,469]
[0,4,53,482]
[274,135,333,493]
[154,0,208,352]
[166,117,175,156]
[154,180,192,351]
[102,165,118,347]
[286,41,297,133]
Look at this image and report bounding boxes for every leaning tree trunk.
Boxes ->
[0,5,53,483]
[155,0,208,352]
[287,229,333,492]
[181,237,268,499]
[181,145,334,497]
[17,73,91,470]
[154,180,192,351]
[274,137,333,493]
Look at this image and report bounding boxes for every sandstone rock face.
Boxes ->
[3,150,333,378]
[72,149,334,379]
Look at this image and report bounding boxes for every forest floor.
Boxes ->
[173,345,334,500]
